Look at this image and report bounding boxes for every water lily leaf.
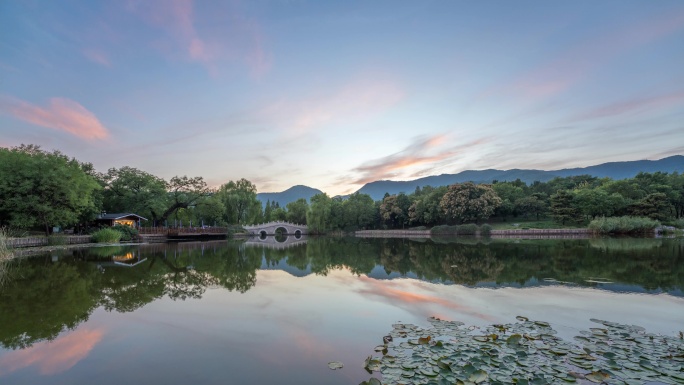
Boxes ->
[585,371,610,383]
[468,370,488,383]
[534,321,550,327]
[421,367,438,377]
[358,378,382,385]
[507,334,523,345]
[328,361,344,370]
[516,316,529,322]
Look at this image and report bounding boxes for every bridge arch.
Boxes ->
[243,221,308,237]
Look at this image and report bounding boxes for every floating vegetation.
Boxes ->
[360,316,684,385]
[328,361,344,370]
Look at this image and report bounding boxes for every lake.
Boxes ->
[0,237,682,385]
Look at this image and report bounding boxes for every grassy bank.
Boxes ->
[588,216,660,235]
[487,219,583,230]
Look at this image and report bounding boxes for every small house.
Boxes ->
[95,213,147,228]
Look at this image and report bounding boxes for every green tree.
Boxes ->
[440,182,502,224]
[286,198,309,224]
[549,190,580,225]
[271,207,287,221]
[217,179,262,224]
[342,193,376,230]
[0,145,101,235]
[408,186,447,226]
[158,175,211,223]
[380,193,411,228]
[102,166,168,224]
[514,195,547,220]
[307,193,333,233]
[574,188,626,219]
[193,193,226,226]
[264,199,273,222]
[492,182,526,220]
[628,193,670,220]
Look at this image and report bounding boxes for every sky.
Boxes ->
[1,0,683,196]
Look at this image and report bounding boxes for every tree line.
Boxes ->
[1,144,682,235]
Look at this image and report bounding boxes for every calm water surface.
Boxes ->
[1,237,682,384]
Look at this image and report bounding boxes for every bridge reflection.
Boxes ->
[244,234,308,249]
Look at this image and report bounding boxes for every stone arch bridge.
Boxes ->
[243,221,308,237]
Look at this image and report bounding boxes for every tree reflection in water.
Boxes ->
[0,237,681,350]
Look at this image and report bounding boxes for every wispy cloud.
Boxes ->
[569,91,684,122]
[83,49,112,67]
[260,78,404,135]
[126,0,271,76]
[488,9,684,100]
[347,135,488,185]
[0,96,110,140]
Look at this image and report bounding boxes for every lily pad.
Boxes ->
[328,361,343,370]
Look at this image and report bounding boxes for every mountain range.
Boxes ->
[257,155,684,204]
[257,185,323,208]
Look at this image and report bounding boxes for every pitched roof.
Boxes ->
[97,213,148,221]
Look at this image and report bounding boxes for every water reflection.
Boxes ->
[0,237,682,352]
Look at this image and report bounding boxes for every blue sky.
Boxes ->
[1,0,683,195]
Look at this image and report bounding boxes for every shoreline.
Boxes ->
[355,228,593,238]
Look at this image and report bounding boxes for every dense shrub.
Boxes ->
[456,224,478,235]
[672,218,684,229]
[430,225,457,235]
[480,224,492,237]
[588,216,660,235]
[91,228,122,243]
[111,224,139,241]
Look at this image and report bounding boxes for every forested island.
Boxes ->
[1,144,683,238]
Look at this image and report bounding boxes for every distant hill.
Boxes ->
[257,185,323,208]
[355,155,684,201]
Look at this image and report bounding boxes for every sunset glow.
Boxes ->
[1,1,682,195]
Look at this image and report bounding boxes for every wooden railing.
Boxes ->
[138,227,228,235]
[7,235,92,248]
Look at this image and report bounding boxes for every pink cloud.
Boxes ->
[261,78,404,135]
[570,91,684,122]
[126,0,271,77]
[0,96,110,140]
[348,135,489,185]
[83,49,111,67]
[353,276,495,322]
[488,9,684,100]
[0,328,104,376]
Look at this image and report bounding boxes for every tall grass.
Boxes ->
[0,228,13,261]
[588,216,660,235]
[91,228,122,243]
[0,228,14,288]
